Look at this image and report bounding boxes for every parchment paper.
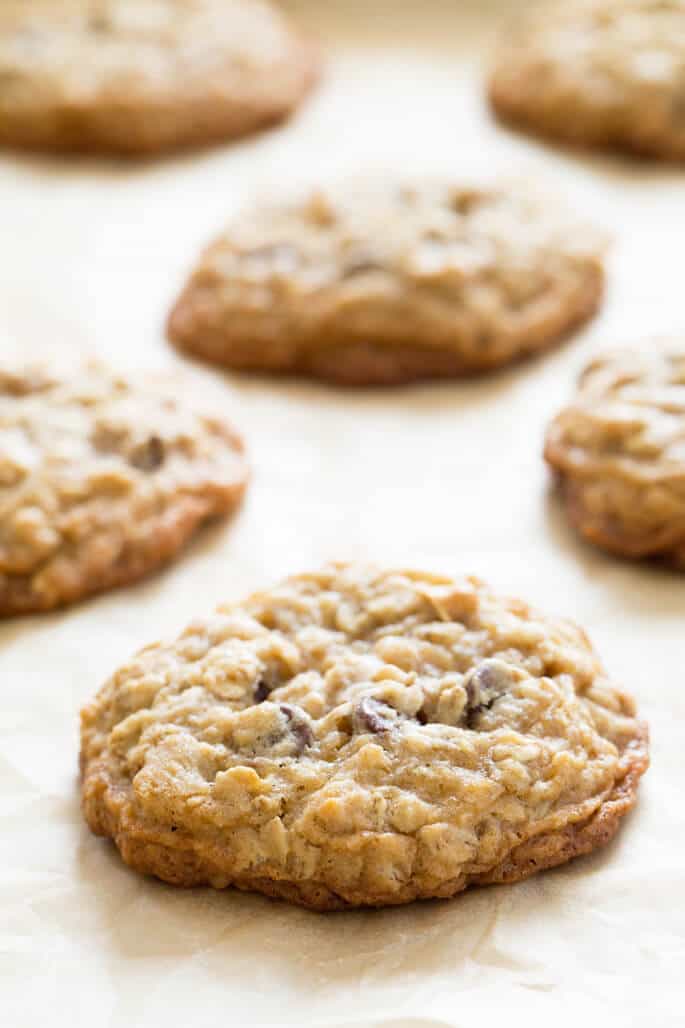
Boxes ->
[2,2,684,1025]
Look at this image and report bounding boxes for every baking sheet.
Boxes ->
[2,2,684,1025]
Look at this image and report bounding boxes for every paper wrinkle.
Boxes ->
[1,2,683,1026]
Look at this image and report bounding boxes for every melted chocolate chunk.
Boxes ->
[254,666,284,704]
[354,697,397,734]
[279,704,313,753]
[254,679,271,703]
[130,435,165,472]
[463,659,513,728]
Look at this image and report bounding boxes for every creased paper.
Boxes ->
[1,3,683,1025]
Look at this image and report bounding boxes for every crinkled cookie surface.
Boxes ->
[490,0,685,160]
[0,359,247,614]
[545,343,685,565]
[80,564,648,910]
[0,0,318,154]
[168,181,605,385]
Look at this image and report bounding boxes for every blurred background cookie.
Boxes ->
[0,358,248,614]
[0,0,319,155]
[168,180,606,385]
[489,0,685,161]
[545,343,685,566]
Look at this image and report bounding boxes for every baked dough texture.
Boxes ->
[489,0,685,161]
[0,0,318,154]
[80,563,648,910]
[545,343,685,566]
[0,359,247,615]
[168,181,605,385]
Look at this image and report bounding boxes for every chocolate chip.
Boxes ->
[254,679,271,703]
[353,697,396,734]
[463,659,513,727]
[130,435,165,472]
[279,704,313,753]
[254,667,283,703]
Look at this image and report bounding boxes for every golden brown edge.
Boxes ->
[0,476,248,617]
[80,721,649,912]
[473,722,649,887]
[0,40,321,157]
[488,61,685,163]
[167,256,604,386]
[544,433,685,567]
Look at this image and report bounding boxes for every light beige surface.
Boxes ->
[1,1,683,1025]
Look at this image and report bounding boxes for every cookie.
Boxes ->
[0,359,247,615]
[80,563,648,910]
[167,181,606,385]
[489,0,685,161]
[0,0,318,155]
[545,343,685,566]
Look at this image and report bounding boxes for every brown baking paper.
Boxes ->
[1,3,683,1025]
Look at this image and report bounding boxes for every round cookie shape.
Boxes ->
[80,563,648,910]
[0,0,318,155]
[545,343,685,566]
[167,181,605,385]
[0,359,247,614]
[489,0,685,161]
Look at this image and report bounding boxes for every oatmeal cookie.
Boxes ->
[0,358,247,615]
[0,0,318,155]
[489,0,685,161]
[80,563,648,910]
[167,181,605,385]
[545,343,685,566]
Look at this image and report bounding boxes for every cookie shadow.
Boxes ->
[75,808,641,1005]
[487,112,685,189]
[172,334,591,421]
[0,612,48,651]
[75,820,520,985]
[0,101,315,184]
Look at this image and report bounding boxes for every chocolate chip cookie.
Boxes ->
[0,0,318,155]
[167,181,606,385]
[80,563,648,910]
[489,0,685,161]
[0,359,247,615]
[545,343,685,566]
